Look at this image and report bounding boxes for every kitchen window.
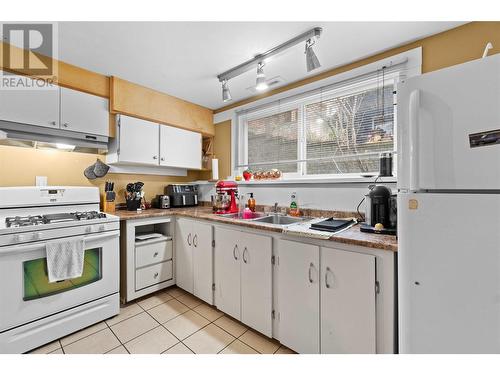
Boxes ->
[236,67,401,180]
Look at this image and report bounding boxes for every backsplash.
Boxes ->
[197,181,396,213]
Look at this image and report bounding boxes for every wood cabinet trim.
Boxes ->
[110,76,214,136]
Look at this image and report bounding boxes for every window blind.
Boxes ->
[304,83,394,175]
[237,63,404,177]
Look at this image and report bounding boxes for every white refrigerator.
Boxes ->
[397,54,500,353]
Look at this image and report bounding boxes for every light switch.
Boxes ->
[36,176,48,186]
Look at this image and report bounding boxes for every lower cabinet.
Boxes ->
[321,246,376,354]
[214,226,273,337]
[175,218,213,304]
[277,240,320,353]
[277,239,377,353]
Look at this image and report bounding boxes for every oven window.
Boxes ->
[23,248,102,301]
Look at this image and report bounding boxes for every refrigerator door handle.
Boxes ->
[409,89,420,191]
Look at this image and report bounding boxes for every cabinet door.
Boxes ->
[0,75,59,128]
[192,221,213,304]
[175,218,193,293]
[214,227,241,320]
[240,232,272,336]
[118,115,159,165]
[60,87,109,136]
[278,240,320,353]
[321,247,376,354]
[159,125,201,169]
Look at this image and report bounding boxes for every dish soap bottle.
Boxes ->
[247,193,256,212]
[289,192,300,217]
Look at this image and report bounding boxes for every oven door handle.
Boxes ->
[0,230,119,255]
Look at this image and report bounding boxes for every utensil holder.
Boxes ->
[126,199,141,211]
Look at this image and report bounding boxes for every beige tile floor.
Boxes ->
[28,286,296,355]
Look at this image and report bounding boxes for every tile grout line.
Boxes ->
[59,324,109,352]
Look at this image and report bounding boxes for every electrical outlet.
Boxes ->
[35,176,48,186]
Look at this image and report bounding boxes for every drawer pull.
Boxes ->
[233,244,239,260]
[187,233,192,246]
[193,234,198,248]
[154,272,159,279]
[153,252,159,257]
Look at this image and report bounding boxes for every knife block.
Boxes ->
[101,194,116,213]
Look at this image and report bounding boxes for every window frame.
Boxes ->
[234,72,405,181]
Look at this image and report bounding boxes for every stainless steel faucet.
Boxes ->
[273,202,279,213]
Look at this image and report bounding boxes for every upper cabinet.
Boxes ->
[0,75,109,137]
[0,75,59,129]
[113,115,159,165]
[60,87,109,136]
[107,114,202,170]
[160,125,201,170]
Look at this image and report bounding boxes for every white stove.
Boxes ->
[0,186,120,353]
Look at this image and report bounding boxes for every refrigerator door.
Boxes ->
[398,192,500,353]
[397,54,500,191]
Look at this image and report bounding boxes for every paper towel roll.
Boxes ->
[212,158,219,180]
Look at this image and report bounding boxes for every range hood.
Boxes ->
[0,120,108,154]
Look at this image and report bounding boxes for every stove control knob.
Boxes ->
[85,226,92,233]
[32,232,41,240]
[13,234,20,243]
[99,225,106,232]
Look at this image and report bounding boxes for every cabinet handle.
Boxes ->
[160,157,165,161]
[193,234,198,247]
[233,244,239,260]
[242,247,248,264]
[154,272,159,279]
[153,252,159,257]
[49,121,57,126]
[325,266,332,289]
[153,155,158,160]
[187,233,192,246]
[62,123,69,128]
[308,262,314,283]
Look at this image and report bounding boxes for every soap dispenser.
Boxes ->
[247,193,256,212]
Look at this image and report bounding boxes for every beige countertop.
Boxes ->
[113,207,397,252]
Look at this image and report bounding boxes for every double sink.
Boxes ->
[219,211,312,226]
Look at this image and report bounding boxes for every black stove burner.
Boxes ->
[5,211,107,228]
[5,215,44,228]
[72,211,107,221]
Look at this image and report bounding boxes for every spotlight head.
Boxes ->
[305,38,321,72]
[222,79,232,102]
[255,63,269,91]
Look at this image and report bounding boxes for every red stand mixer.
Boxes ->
[214,180,238,214]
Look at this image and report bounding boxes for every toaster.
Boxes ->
[153,195,170,209]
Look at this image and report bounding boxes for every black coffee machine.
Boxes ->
[360,185,397,235]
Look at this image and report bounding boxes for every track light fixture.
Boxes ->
[221,79,232,102]
[217,27,322,102]
[255,63,268,91]
[305,38,321,72]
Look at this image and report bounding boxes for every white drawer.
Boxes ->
[135,261,173,291]
[135,239,172,268]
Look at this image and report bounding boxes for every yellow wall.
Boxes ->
[0,145,200,203]
[212,21,500,176]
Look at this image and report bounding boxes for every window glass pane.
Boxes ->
[305,84,394,175]
[23,248,102,301]
[246,109,298,173]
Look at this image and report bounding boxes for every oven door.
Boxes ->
[0,230,119,332]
